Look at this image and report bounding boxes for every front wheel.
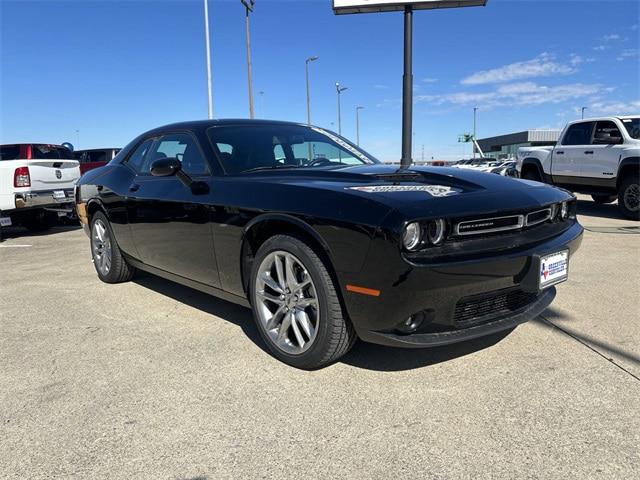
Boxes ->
[591,194,617,204]
[521,168,542,182]
[90,211,136,283]
[250,235,356,369]
[618,174,640,220]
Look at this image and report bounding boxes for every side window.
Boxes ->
[143,133,209,176]
[593,121,623,144]
[125,139,154,172]
[562,122,595,146]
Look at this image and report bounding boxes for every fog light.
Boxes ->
[396,313,425,335]
[403,222,421,251]
[560,201,569,220]
[427,219,446,245]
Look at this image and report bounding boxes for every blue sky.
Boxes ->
[1,0,638,160]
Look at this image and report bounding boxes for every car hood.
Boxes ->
[245,164,571,220]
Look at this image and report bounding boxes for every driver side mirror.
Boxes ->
[150,157,182,177]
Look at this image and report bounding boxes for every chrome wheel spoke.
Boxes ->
[296,297,318,309]
[276,312,292,345]
[290,313,306,348]
[285,254,298,291]
[295,309,314,339]
[256,290,284,305]
[92,219,112,275]
[265,304,286,331]
[274,254,286,291]
[259,271,283,294]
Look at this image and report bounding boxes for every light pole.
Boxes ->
[305,56,319,125]
[335,82,348,135]
[203,0,214,119]
[356,106,364,146]
[581,106,587,119]
[473,106,478,159]
[241,0,255,119]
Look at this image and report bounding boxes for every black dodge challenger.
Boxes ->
[76,120,583,369]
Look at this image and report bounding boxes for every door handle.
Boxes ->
[584,151,594,155]
[129,184,140,192]
[97,185,104,192]
[556,151,564,155]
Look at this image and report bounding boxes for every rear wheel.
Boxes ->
[618,174,640,220]
[90,211,136,283]
[22,210,57,232]
[591,194,617,204]
[521,168,542,182]
[250,234,356,369]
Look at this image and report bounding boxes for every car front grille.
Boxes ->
[453,207,556,238]
[453,288,539,328]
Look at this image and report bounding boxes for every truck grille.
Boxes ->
[453,288,539,328]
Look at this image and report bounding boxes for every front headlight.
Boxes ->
[403,222,422,251]
[426,219,446,245]
[560,201,569,220]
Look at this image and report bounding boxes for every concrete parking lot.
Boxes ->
[1,195,639,479]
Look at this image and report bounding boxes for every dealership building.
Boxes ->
[477,130,561,160]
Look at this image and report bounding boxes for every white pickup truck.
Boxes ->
[517,116,640,220]
[0,144,81,232]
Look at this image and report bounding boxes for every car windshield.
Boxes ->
[621,118,640,140]
[207,124,379,174]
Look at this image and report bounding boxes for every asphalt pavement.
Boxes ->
[1,194,638,479]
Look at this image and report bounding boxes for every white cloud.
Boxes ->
[616,49,639,61]
[603,34,621,41]
[422,77,438,83]
[593,45,607,51]
[417,82,604,109]
[586,100,640,116]
[460,53,576,85]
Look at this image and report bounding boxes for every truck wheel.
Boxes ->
[618,174,640,220]
[22,210,57,232]
[591,194,617,204]
[90,211,136,283]
[521,168,542,182]
[250,234,356,370]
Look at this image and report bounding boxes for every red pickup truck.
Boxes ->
[74,148,121,174]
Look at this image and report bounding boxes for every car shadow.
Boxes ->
[0,224,81,242]
[132,273,268,354]
[134,271,517,371]
[341,329,514,372]
[576,199,627,221]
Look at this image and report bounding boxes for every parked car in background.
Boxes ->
[74,148,121,174]
[76,119,582,369]
[0,143,81,231]
[490,160,517,176]
[517,116,640,219]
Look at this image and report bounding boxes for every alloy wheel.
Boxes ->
[254,250,319,355]
[92,219,112,275]
[623,183,640,212]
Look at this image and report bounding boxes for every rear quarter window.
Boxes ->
[0,145,20,160]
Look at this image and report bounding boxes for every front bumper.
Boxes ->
[339,222,583,348]
[14,189,75,212]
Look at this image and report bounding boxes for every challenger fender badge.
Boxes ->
[347,185,461,197]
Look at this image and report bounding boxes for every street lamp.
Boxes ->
[305,56,319,125]
[335,82,348,135]
[473,106,478,159]
[356,106,364,146]
[203,0,214,119]
[581,106,587,119]
[240,0,256,119]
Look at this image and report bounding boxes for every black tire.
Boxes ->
[618,174,640,220]
[521,168,542,182]
[22,210,57,232]
[90,211,136,283]
[591,194,617,205]
[249,234,356,369]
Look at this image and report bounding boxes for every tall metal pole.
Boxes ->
[356,106,364,146]
[336,83,347,135]
[473,107,478,159]
[243,3,255,119]
[203,0,214,119]
[400,5,413,168]
[581,106,587,119]
[305,56,318,125]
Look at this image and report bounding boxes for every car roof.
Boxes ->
[145,118,309,135]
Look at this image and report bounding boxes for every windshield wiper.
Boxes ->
[241,164,303,174]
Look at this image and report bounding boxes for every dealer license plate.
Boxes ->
[539,250,569,289]
[0,217,11,227]
[53,190,66,201]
